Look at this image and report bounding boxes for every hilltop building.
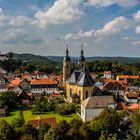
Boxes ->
[63,45,95,103]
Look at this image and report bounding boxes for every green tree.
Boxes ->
[90,108,121,139]
[67,119,83,140]
[0,120,15,140]
[79,123,93,140]
[131,111,140,137]
[11,111,25,128]
[53,120,70,140]
[38,123,51,140]
[22,123,38,140]
[0,91,19,109]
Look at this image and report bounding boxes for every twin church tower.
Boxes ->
[63,45,95,103]
[63,44,86,88]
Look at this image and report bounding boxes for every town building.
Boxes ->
[0,52,8,61]
[104,71,112,79]
[81,95,115,122]
[0,76,9,92]
[30,78,58,95]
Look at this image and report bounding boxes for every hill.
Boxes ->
[13,53,59,67]
[47,56,140,64]
[12,53,140,65]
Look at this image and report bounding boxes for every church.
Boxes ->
[63,45,96,103]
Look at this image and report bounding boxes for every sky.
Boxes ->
[0,0,140,57]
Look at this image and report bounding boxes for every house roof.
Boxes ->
[103,81,124,90]
[0,68,6,74]
[117,75,139,79]
[81,95,115,109]
[116,102,128,110]
[104,71,111,74]
[128,103,140,110]
[30,117,57,128]
[68,70,94,86]
[31,78,57,85]
[10,78,22,87]
[77,72,94,86]
[126,93,137,98]
[68,70,81,85]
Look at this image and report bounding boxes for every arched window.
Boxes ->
[81,64,83,69]
[86,91,88,98]
[67,64,69,68]
[79,90,81,98]
[70,88,72,97]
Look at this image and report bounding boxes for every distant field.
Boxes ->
[0,110,79,124]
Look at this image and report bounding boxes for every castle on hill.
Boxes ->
[63,45,96,103]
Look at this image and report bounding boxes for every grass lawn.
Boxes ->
[0,110,20,124]
[0,110,80,124]
[23,110,79,123]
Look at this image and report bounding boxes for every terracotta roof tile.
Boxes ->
[104,71,111,74]
[118,75,139,79]
[116,102,128,110]
[128,103,140,110]
[30,117,57,128]
[31,78,57,85]
[10,78,22,87]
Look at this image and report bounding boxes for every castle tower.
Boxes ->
[63,45,71,88]
[78,44,86,72]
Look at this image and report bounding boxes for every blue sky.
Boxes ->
[0,0,140,57]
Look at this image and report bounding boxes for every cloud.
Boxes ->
[94,16,129,37]
[9,16,32,27]
[65,29,94,40]
[87,0,138,8]
[134,10,140,22]
[122,36,135,40]
[4,28,29,43]
[0,8,7,24]
[132,40,140,45]
[34,0,83,28]
[136,26,140,34]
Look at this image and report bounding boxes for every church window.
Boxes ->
[86,91,88,98]
[67,64,69,68]
[70,88,72,97]
[79,90,81,98]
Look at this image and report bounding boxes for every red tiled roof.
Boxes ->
[30,116,57,128]
[126,93,137,98]
[31,78,57,85]
[103,81,124,90]
[10,78,22,87]
[50,92,61,97]
[119,80,128,85]
[128,103,140,110]
[116,102,128,110]
[104,71,111,74]
[118,75,139,79]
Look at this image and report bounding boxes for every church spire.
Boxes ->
[65,44,71,61]
[78,44,86,72]
[79,44,85,61]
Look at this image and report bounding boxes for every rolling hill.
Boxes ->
[47,56,140,64]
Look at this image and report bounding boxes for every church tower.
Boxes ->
[78,44,86,72]
[63,45,71,88]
